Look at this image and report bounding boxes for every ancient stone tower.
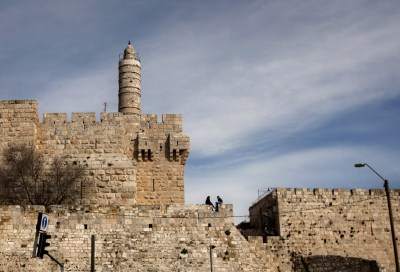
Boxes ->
[0,42,190,207]
[118,41,141,115]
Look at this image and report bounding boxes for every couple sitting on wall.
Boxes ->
[205,196,223,212]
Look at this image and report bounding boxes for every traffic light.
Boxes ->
[37,232,51,258]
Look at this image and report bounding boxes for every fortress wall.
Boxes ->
[139,114,183,133]
[247,235,293,272]
[275,187,400,270]
[249,189,278,235]
[0,204,273,271]
[76,153,137,206]
[36,113,140,206]
[71,112,96,123]
[0,100,189,207]
[162,114,183,133]
[0,100,39,151]
[135,114,189,205]
[39,112,136,157]
[136,159,185,205]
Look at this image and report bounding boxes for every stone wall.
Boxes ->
[0,100,38,151]
[135,114,189,205]
[0,100,190,207]
[0,204,277,271]
[248,188,400,271]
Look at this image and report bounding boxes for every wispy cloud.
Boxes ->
[186,145,400,223]
[0,1,399,222]
[139,1,400,161]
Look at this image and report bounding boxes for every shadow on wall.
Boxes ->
[292,254,381,272]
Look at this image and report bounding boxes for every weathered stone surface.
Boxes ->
[246,188,400,271]
[0,204,278,271]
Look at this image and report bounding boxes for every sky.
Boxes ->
[1,0,399,223]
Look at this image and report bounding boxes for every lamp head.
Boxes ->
[354,163,366,168]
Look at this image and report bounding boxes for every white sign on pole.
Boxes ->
[40,214,49,232]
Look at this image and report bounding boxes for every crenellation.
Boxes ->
[313,188,329,195]
[332,188,352,196]
[294,188,311,195]
[140,114,158,127]
[163,114,183,132]
[71,112,96,123]
[350,188,368,195]
[100,112,126,123]
[43,112,68,124]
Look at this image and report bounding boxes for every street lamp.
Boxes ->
[355,163,399,272]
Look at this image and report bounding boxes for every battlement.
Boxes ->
[162,114,182,124]
[140,114,183,127]
[42,112,68,123]
[0,99,38,107]
[38,112,185,127]
[71,112,96,123]
[0,100,39,121]
[0,98,184,129]
[276,187,398,197]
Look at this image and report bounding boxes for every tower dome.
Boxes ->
[118,41,141,115]
[123,41,137,59]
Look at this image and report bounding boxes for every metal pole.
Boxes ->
[209,245,213,272]
[356,163,399,272]
[91,234,95,272]
[32,213,42,258]
[384,180,399,272]
[47,252,64,272]
[32,228,39,258]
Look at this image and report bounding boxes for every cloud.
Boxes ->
[37,66,117,118]
[186,144,400,224]
[137,0,400,160]
[0,1,399,224]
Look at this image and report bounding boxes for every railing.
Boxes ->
[119,53,141,61]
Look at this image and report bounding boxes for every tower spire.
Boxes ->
[118,42,141,115]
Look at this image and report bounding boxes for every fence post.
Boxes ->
[91,235,95,272]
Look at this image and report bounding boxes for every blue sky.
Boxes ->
[1,0,399,222]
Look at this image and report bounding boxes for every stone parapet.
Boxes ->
[0,204,275,271]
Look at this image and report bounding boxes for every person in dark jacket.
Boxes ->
[205,196,214,209]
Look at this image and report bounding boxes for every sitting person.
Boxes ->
[205,196,214,210]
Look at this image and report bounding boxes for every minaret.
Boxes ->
[118,41,141,115]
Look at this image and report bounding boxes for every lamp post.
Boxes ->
[355,163,399,272]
